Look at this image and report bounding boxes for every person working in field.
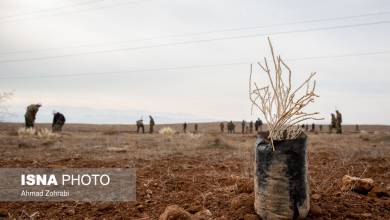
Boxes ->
[249,121,253,133]
[25,104,41,128]
[255,118,263,132]
[220,122,224,133]
[329,113,337,133]
[149,115,155,133]
[241,120,246,134]
[227,121,235,134]
[183,122,187,133]
[52,111,66,132]
[136,119,145,133]
[336,110,343,134]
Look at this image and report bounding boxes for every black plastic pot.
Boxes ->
[254,133,310,219]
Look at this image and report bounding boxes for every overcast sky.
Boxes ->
[0,0,389,124]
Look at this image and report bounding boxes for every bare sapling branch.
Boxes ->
[249,37,323,149]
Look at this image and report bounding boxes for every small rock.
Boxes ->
[193,209,212,220]
[159,205,192,220]
[107,147,127,152]
[361,213,372,218]
[136,204,144,212]
[65,208,75,215]
[243,214,260,220]
[97,204,113,212]
[187,205,203,214]
[341,175,374,194]
[310,204,322,216]
[312,193,321,200]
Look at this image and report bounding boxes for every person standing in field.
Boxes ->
[227,121,232,133]
[255,118,263,132]
[241,120,246,134]
[183,122,187,133]
[329,113,336,133]
[249,121,253,133]
[52,112,66,132]
[194,123,198,133]
[25,104,41,128]
[336,110,343,134]
[149,115,155,133]
[227,121,235,134]
[136,119,145,133]
[220,122,224,133]
[355,124,360,132]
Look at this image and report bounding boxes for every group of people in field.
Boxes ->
[23,103,344,135]
[24,104,65,132]
[135,115,155,134]
[300,110,343,134]
[217,119,264,134]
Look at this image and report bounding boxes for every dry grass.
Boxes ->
[17,127,36,137]
[37,128,60,139]
[17,127,60,139]
[159,127,175,136]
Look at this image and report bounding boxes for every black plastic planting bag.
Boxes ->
[254,134,310,219]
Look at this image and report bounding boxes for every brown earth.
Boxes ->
[0,123,389,219]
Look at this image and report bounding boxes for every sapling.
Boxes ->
[251,38,322,219]
[249,37,322,149]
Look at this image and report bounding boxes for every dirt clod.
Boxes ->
[159,205,192,220]
[193,209,212,220]
[309,204,322,216]
[243,213,260,220]
[312,193,321,200]
[341,175,374,194]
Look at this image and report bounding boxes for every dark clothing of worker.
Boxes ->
[183,122,187,133]
[24,104,41,128]
[255,119,263,132]
[336,110,342,134]
[249,121,253,133]
[227,121,235,134]
[355,124,360,132]
[329,113,337,133]
[311,123,315,132]
[136,120,145,133]
[194,124,198,133]
[220,122,224,133]
[52,112,66,132]
[149,116,155,133]
[241,120,246,134]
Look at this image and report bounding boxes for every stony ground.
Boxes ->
[0,123,389,219]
